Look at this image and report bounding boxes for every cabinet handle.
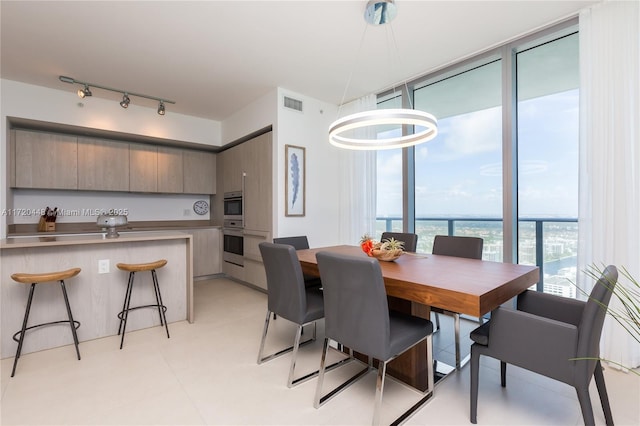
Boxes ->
[241,171,246,223]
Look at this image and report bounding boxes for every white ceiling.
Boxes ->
[0,1,598,122]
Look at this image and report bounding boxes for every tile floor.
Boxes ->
[1,277,638,425]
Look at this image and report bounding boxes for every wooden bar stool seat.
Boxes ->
[116,259,169,349]
[10,267,82,377]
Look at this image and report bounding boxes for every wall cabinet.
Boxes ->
[242,132,272,232]
[78,137,129,191]
[157,147,184,193]
[129,143,158,192]
[11,129,216,195]
[13,130,78,189]
[183,149,216,194]
[191,228,222,277]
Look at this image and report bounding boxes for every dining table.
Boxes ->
[296,245,540,391]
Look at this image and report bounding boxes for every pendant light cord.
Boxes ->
[336,22,370,119]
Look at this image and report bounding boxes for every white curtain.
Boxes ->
[337,94,377,245]
[578,0,640,370]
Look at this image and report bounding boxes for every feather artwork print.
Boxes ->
[290,152,299,208]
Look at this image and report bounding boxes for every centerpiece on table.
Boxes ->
[360,234,405,262]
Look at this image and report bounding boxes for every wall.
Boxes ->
[1,79,222,236]
[274,88,343,247]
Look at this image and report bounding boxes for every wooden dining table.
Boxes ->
[296,245,540,391]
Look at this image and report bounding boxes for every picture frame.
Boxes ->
[285,144,305,217]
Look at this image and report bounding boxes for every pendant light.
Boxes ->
[329,0,438,150]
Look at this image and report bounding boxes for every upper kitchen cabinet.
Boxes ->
[13,129,78,189]
[242,132,272,231]
[78,137,130,191]
[220,145,244,192]
[183,149,216,194]
[157,146,184,193]
[129,143,158,192]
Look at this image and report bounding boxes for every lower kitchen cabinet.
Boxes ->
[242,229,270,290]
[191,228,222,277]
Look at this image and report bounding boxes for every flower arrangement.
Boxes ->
[360,234,405,261]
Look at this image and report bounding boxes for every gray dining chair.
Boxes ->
[315,251,434,425]
[273,236,321,288]
[431,234,484,369]
[470,265,617,426]
[257,242,326,387]
[380,232,418,252]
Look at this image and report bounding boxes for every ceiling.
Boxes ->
[1,1,598,122]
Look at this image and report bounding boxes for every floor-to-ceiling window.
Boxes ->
[413,59,503,257]
[516,32,579,293]
[375,22,579,291]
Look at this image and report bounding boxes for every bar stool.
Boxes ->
[10,267,82,377]
[116,259,170,349]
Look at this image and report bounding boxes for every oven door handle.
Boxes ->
[241,171,246,223]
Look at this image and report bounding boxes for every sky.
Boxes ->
[376,89,579,219]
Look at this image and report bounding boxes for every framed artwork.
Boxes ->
[285,144,305,216]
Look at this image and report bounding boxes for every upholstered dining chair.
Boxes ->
[470,265,618,426]
[273,236,321,288]
[380,232,418,252]
[431,234,484,369]
[315,251,434,425]
[257,242,326,387]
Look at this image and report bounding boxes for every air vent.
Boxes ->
[283,96,303,112]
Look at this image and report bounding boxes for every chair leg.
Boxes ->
[434,312,441,332]
[575,385,596,426]
[454,313,461,369]
[119,272,135,350]
[11,283,36,377]
[151,269,170,339]
[314,337,330,409]
[257,310,272,364]
[593,361,614,426]
[286,325,304,388]
[59,279,81,360]
[500,361,506,387]
[373,360,387,426]
[470,345,480,424]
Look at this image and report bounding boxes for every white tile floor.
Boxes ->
[1,277,638,425]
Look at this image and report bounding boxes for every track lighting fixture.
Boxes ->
[77,85,92,98]
[120,93,130,109]
[59,75,175,116]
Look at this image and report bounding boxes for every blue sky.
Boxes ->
[376,89,579,219]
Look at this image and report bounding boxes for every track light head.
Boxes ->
[120,93,130,108]
[157,101,165,116]
[77,85,92,98]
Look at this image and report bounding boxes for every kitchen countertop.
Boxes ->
[1,230,193,249]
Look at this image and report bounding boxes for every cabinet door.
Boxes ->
[129,143,157,192]
[191,228,221,277]
[243,132,272,231]
[78,138,129,191]
[14,130,78,189]
[157,147,183,193]
[221,146,244,193]
[183,150,216,194]
[242,230,270,290]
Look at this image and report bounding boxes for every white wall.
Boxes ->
[275,88,343,247]
[1,79,222,237]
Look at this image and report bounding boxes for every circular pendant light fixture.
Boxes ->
[329,0,438,150]
[329,109,437,150]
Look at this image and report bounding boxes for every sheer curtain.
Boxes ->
[337,94,377,244]
[578,0,640,370]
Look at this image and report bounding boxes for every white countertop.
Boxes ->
[1,230,192,250]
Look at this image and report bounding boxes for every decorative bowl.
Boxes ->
[371,248,404,262]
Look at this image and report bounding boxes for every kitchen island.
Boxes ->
[1,231,193,358]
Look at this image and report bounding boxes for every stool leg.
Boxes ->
[59,279,81,361]
[12,283,36,377]
[151,269,170,339]
[119,272,135,349]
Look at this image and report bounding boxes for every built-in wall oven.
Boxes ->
[223,223,244,266]
[223,191,243,222]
